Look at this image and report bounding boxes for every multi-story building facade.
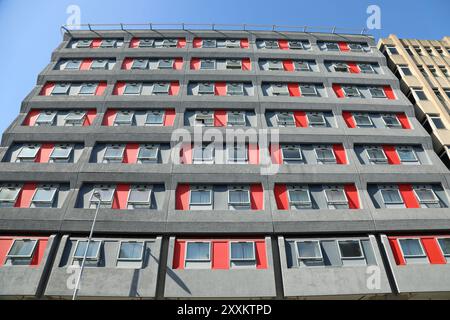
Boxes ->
[378,35,450,168]
[0,25,450,299]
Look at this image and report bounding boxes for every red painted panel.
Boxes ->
[212,241,229,270]
[270,144,282,164]
[274,184,289,210]
[294,111,308,127]
[102,109,117,126]
[122,58,134,70]
[23,110,40,126]
[80,59,93,70]
[40,82,55,96]
[248,144,259,165]
[288,83,301,97]
[242,58,251,71]
[383,145,401,165]
[214,110,227,127]
[164,109,176,126]
[215,82,227,96]
[129,38,140,48]
[283,60,294,72]
[177,38,186,48]
[193,38,203,48]
[173,240,185,269]
[255,240,268,269]
[123,143,140,164]
[174,58,184,70]
[422,237,446,264]
[0,238,13,266]
[35,143,54,163]
[344,184,360,209]
[83,109,97,126]
[112,184,130,210]
[396,113,411,129]
[169,82,180,96]
[95,82,107,96]
[190,58,201,70]
[342,111,356,128]
[240,39,249,49]
[338,42,349,51]
[388,237,406,265]
[383,86,396,100]
[30,239,48,267]
[347,63,360,74]
[332,84,344,98]
[278,40,289,50]
[180,143,193,164]
[399,184,420,208]
[333,144,347,164]
[14,183,37,208]
[91,39,102,48]
[176,184,190,210]
[250,184,264,210]
[113,82,126,95]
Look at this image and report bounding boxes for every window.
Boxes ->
[437,238,450,256]
[366,146,388,163]
[296,241,322,260]
[152,83,170,95]
[288,187,312,208]
[276,112,295,126]
[349,43,364,52]
[101,39,116,48]
[354,114,373,127]
[307,113,326,126]
[397,147,418,163]
[124,83,142,95]
[385,45,399,55]
[230,242,255,263]
[397,65,412,76]
[272,83,289,96]
[369,87,386,98]
[227,83,244,96]
[90,187,115,208]
[418,65,427,77]
[424,46,433,55]
[434,89,445,102]
[65,60,81,70]
[300,85,318,96]
[7,239,37,261]
[338,240,364,259]
[435,47,443,54]
[228,143,247,163]
[137,145,159,163]
[226,59,242,69]
[282,146,302,162]
[190,188,212,206]
[131,59,149,70]
[380,188,403,205]
[161,39,177,47]
[0,186,21,207]
[200,59,215,70]
[428,66,438,77]
[324,42,339,51]
[64,111,86,126]
[139,39,154,48]
[333,63,348,72]
[202,39,217,48]
[31,186,57,207]
[35,111,56,126]
[73,240,102,260]
[185,242,211,264]
[118,242,144,261]
[411,88,428,101]
[158,59,174,69]
[429,116,446,129]
[398,239,425,258]
[145,111,164,126]
[315,146,336,163]
[228,189,251,208]
[227,111,246,126]
[263,40,279,49]
[294,61,310,71]
[17,145,40,162]
[225,39,240,48]
[127,186,152,209]
[114,111,134,126]
[91,59,108,70]
[195,111,214,126]
[193,144,214,163]
[439,66,448,77]
[268,60,283,70]
[76,39,92,48]
[79,83,97,95]
[103,145,125,163]
[413,187,439,205]
[414,46,423,56]
[198,83,215,95]
[324,188,348,206]
[342,86,360,98]
[359,64,375,74]
[289,41,304,50]
[382,114,401,128]
[445,89,450,99]
[52,83,70,95]
[49,145,72,163]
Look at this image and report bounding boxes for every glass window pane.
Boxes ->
[200,59,215,69]
[230,242,255,260]
[438,238,450,256]
[229,190,250,204]
[325,43,339,51]
[128,188,151,203]
[338,240,363,258]
[79,83,96,95]
[153,83,169,94]
[343,87,360,97]
[50,146,72,160]
[8,240,37,258]
[158,59,174,69]
[115,112,134,125]
[92,188,115,203]
[0,187,20,202]
[52,84,70,95]
[294,61,310,71]
[74,241,101,259]
[289,189,310,203]
[227,83,244,95]
[415,189,438,203]
[76,40,92,48]
[397,149,417,162]
[65,111,86,123]
[325,189,347,203]
[36,112,56,125]
[124,83,142,95]
[228,112,245,126]
[91,60,108,69]
[65,60,81,70]
[138,146,158,160]
[268,60,283,70]
[370,88,386,98]
[282,148,302,161]
[132,59,149,69]
[307,113,325,125]
[316,147,335,161]
[190,190,211,205]
[104,146,124,160]
[300,85,317,96]
[264,40,279,49]
[381,189,403,204]
[202,39,217,48]
[383,115,401,127]
[186,242,210,261]
[367,148,387,161]
[118,242,144,260]
[146,112,164,125]
[17,146,40,160]
[399,239,425,257]
[297,241,321,259]
[33,188,57,203]
[139,39,154,47]
[354,115,372,126]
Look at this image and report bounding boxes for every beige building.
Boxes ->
[378,35,450,168]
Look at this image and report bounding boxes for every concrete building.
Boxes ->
[0,25,449,299]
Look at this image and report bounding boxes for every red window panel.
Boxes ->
[270,144,282,165]
[95,82,107,96]
[111,184,129,210]
[398,184,420,208]
[177,38,187,48]
[212,241,229,269]
[172,240,186,269]
[175,184,190,210]
[347,63,360,74]
[190,58,201,70]
[169,82,180,96]
[214,110,227,127]
[102,109,117,126]
[388,237,406,265]
[274,184,289,210]
[79,59,93,71]
[215,82,227,96]
[23,110,41,126]
[123,143,140,164]
[383,86,396,100]
[40,82,55,96]
[338,42,349,51]
[293,111,308,127]
[250,184,264,210]
[287,83,301,97]
[30,239,49,267]
[396,113,411,129]
[422,237,446,264]
[129,38,140,48]
[255,240,268,269]
[382,145,401,165]
[248,144,259,165]
[83,109,97,126]
[283,60,294,71]
[180,143,193,164]
[332,84,344,98]
[344,184,360,209]
[0,238,13,266]
[333,144,347,164]
[240,39,249,49]
[14,183,37,208]
[174,58,184,70]
[164,109,176,126]
[113,82,126,95]
[122,58,134,70]
[342,111,356,128]
[35,144,54,163]
[193,38,203,48]
[91,39,102,48]
[242,58,251,71]
[278,40,289,50]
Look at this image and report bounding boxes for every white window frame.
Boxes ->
[226,59,242,69]
[103,145,125,163]
[116,241,145,262]
[337,240,364,260]
[78,83,97,95]
[381,114,402,128]
[324,187,348,205]
[396,146,419,163]
[225,39,240,48]
[324,42,339,51]
[36,111,57,126]
[353,114,373,127]
[365,146,388,163]
[314,146,336,163]
[51,83,70,95]
[198,83,215,95]
[227,144,248,162]
[193,144,215,163]
[281,146,303,162]
[0,186,21,205]
[145,110,164,126]
[6,239,38,259]
[200,59,216,70]
[189,188,213,206]
[202,39,217,48]
[276,112,295,126]
[296,240,323,260]
[73,240,102,260]
[91,59,108,70]
[195,111,214,126]
[368,87,387,99]
[227,83,244,96]
[228,188,251,207]
[137,145,159,163]
[288,41,304,50]
[398,238,426,258]
[437,238,450,257]
[152,83,170,95]
[17,145,40,162]
[123,83,142,95]
[333,62,349,73]
[64,110,86,126]
[138,39,154,48]
[89,187,115,208]
[158,59,174,69]
[342,86,361,98]
[307,113,326,126]
[31,186,57,207]
[263,40,279,49]
[380,188,404,205]
[348,43,364,52]
[268,60,283,71]
[229,242,256,262]
[300,85,318,96]
[359,64,375,74]
[294,61,311,71]
[49,145,73,162]
[76,39,92,48]
[185,241,212,263]
[288,187,312,207]
[114,111,134,126]
[127,186,152,208]
[64,60,82,70]
[131,59,149,70]
[227,111,246,126]
[413,187,439,204]
[272,83,289,96]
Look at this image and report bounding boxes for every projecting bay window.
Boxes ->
[366,146,388,164]
[6,239,38,266]
[198,83,215,95]
[307,112,326,127]
[49,145,73,163]
[64,110,86,126]
[152,83,170,95]
[51,83,70,95]
[281,146,303,163]
[16,145,40,163]
[333,62,348,72]
[342,86,361,98]
[137,145,159,163]
[353,113,374,128]
[300,85,318,96]
[35,111,57,126]
[380,187,404,208]
[103,145,125,163]
[189,187,213,210]
[288,186,312,209]
[381,114,402,128]
[123,83,142,95]
[227,111,246,126]
[31,186,57,208]
[132,59,149,70]
[145,110,164,126]
[272,83,289,96]
[72,240,102,267]
[228,187,251,210]
[397,146,419,164]
[276,112,295,127]
[413,186,440,208]
[114,111,134,126]
[0,186,21,208]
[185,242,211,269]
[324,187,348,209]
[230,242,256,268]
[227,83,244,96]
[127,186,152,209]
[89,187,115,209]
[195,111,214,127]
[314,146,336,164]
[79,83,97,95]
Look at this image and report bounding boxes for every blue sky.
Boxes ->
[0,0,448,133]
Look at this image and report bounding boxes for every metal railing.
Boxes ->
[61,23,369,36]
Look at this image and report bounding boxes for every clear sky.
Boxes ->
[0,0,448,133]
